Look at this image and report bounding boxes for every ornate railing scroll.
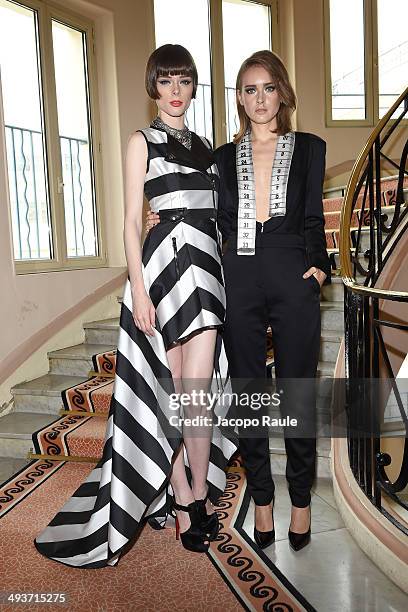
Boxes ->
[339,87,408,534]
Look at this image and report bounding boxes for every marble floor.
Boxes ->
[1,457,407,611]
[241,475,408,611]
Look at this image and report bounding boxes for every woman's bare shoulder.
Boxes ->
[126,131,149,158]
[127,130,147,146]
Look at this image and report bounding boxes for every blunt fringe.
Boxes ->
[145,44,198,99]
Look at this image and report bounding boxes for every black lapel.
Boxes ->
[164,132,214,172]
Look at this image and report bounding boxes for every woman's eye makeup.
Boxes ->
[244,84,276,94]
[157,78,192,86]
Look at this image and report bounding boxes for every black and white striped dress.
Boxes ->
[34,125,238,568]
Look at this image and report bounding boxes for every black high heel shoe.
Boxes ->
[254,495,275,549]
[195,492,220,541]
[288,506,311,551]
[173,500,210,553]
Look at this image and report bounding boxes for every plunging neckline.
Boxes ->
[252,135,281,223]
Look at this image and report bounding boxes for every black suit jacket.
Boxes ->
[214,132,331,278]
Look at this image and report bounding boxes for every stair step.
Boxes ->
[0,457,31,484]
[270,360,336,378]
[0,412,58,458]
[269,435,331,457]
[48,343,115,376]
[321,277,344,302]
[84,318,120,345]
[32,415,106,461]
[317,360,336,376]
[83,318,120,329]
[321,301,344,332]
[320,331,342,362]
[63,378,113,416]
[12,374,89,415]
[269,436,331,478]
[61,417,106,459]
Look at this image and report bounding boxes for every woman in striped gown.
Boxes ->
[34,44,237,568]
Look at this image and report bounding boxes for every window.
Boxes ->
[154,0,214,143]
[326,0,366,121]
[153,0,277,146]
[0,1,52,261]
[222,0,271,141]
[324,0,408,125]
[0,0,104,272]
[377,0,408,118]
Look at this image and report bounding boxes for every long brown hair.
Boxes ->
[234,50,296,143]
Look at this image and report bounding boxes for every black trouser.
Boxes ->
[222,229,320,508]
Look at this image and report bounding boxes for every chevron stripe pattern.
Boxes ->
[34,127,238,568]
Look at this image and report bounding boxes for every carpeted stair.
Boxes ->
[323,175,408,269]
[31,354,116,462]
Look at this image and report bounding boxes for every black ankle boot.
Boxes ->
[254,496,275,549]
[288,506,311,551]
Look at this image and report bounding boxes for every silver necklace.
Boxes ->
[151,116,192,150]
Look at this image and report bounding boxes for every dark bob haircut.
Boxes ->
[145,44,198,99]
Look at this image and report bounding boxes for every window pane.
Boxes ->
[377,0,408,118]
[222,0,271,141]
[153,0,213,143]
[52,20,98,258]
[329,0,366,120]
[0,0,53,260]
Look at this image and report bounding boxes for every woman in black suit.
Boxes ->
[147,50,331,552]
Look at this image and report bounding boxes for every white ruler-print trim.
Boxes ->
[236,130,295,255]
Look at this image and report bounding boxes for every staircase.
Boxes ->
[0,287,343,469]
[0,177,404,474]
[0,283,344,470]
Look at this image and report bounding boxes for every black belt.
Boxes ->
[158,207,216,222]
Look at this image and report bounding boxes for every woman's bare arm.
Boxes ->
[123,132,156,336]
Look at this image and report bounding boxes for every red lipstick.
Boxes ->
[170,101,183,107]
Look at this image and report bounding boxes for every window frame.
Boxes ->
[323,0,374,127]
[324,0,408,127]
[151,0,279,148]
[0,0,107,274]
[211,0,279,146]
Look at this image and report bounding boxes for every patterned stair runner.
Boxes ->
[32,332,275,461]
[31,352,117,462]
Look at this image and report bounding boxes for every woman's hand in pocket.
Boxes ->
[303,266,326,287]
